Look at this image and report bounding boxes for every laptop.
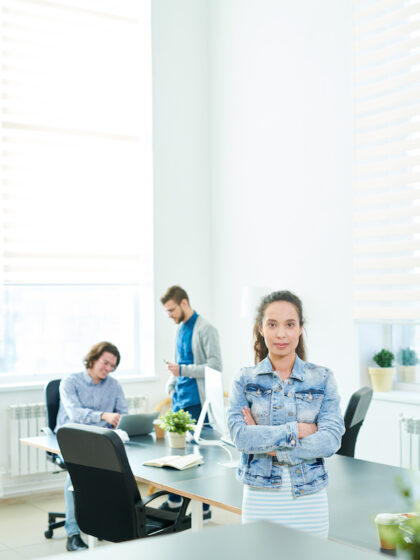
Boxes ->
[117,412,159,437]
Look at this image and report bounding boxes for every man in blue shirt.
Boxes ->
[56,341,127,552]
[160,286,222,520]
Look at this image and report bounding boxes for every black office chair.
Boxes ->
[57,424,192,542]
[43,379,66,539]
[336,386,373,458]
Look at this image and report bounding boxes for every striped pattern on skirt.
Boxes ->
[242,467,329,538]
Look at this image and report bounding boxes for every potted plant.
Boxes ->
[157,409,196,448]
[368,349,396,392]
[398,348,418,383]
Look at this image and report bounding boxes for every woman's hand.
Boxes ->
[242,406,256,425]
[298,422,318,439]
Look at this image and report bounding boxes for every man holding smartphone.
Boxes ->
[160,285,222,520]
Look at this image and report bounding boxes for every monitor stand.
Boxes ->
[192,400,238,468]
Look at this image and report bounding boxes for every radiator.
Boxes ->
[8,394,148,476]
[9,403,52,476]
[399,415,420,469]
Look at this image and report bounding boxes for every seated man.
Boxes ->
[55,341,128,552]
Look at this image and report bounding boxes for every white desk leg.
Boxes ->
[190,500,203,532]
[88,535,95,549]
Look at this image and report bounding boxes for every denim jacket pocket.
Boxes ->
[295,390,324,423]
[245,383,272,424]
[302,458,326,485]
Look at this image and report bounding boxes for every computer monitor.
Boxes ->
[192,367,237,467]
[193,367,226,443]
[205,366,227,435]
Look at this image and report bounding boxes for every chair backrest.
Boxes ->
[336,386,373,458]
[45,379,61,432]
[57,424,141,542]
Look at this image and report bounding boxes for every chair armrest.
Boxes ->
[135,494,192,538]
[142,491,190,519]
[54,455,66,469]
[175,496,190,519]
[141,490,169,506]
[45,450,66,470]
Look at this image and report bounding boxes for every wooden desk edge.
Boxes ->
[134,474,242,515]
[20,437,58,455]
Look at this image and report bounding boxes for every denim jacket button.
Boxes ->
[288,411,293,416]
[295,469,300,474]
[291,439,296,446]
[287,392,292,397]
[299,489,304,495]
[288,380,292,385]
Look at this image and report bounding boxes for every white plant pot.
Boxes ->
[368,367,395,392]
[167,432,186,449]
[399,365,417,383]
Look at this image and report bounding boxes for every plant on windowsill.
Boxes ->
[157,409,196,449]
[398,348,419,384]
[368,349,396,392]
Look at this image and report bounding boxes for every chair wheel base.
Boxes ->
[44,530,53,539]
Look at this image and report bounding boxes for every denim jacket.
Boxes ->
[227,355,344,497]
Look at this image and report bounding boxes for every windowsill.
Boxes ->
[373,387,420,405]
[0,375,157,393]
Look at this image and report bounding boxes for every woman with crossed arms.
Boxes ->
[227,290,344,537]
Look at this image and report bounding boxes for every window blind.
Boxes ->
[353,0,420,320]
[0,0,153,285]
[0,0,154,378]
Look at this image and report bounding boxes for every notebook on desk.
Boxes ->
[117,412,159,437]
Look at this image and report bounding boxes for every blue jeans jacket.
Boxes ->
[227,354,345,497]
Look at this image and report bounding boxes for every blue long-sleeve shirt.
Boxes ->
[172,311,201,411]
[55,371,128,430]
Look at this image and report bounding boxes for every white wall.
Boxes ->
[208,1,357,405]
[152,0,215,375]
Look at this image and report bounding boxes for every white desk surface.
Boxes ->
[29,521,384,560]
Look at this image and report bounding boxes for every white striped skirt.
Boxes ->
[242,467,329,538]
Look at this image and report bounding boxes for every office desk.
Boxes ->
[31,521,384,560]
[21,433,240,529]
[21,434,412,550]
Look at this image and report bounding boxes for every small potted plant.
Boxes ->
[368,349,395,392]
[398,348,418,383]
[158,409,196,448]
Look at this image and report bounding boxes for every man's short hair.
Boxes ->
[160,285,189,305]
[84,341,121,370]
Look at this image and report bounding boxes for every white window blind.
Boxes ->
[354,0,420,321]
[0,0,154,378]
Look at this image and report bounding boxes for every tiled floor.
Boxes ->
[0,486,241,560]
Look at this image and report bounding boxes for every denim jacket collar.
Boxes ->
[255,354,305,381]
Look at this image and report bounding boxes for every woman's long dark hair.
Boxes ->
[253,290,306,364]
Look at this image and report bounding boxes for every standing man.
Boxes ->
[55,341,128,552]
[160,285,222,520]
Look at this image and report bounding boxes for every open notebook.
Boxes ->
[143,454,204,470]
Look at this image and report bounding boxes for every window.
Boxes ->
[354,0,420,383]
[0,0,154,381]
[353,0,420,322]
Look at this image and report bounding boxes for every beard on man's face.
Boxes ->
[177,309,185,324]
